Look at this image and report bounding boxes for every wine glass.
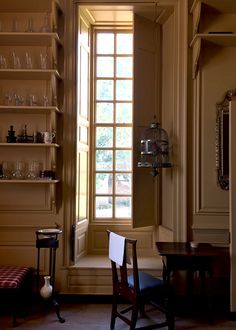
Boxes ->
[40,53,47,69]
[40,14,51,32]
[25,17,34,32]
[2,161,12,179]
[12,161,25,180]
[26,161,40,180]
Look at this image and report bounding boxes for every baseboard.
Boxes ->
[228,311,236,320]
[58,294,113,304]
[56,293,230,317]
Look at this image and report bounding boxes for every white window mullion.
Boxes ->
[93,28,133,222]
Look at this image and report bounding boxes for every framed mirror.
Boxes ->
[216,89,235,190]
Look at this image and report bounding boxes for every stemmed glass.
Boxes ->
[12,52,21,69]
[0,55,8,69]
[2,161,12,179]
[40,14,51,32]
[12,161,25,180]
[25,52,33,69]
[26,161,40,180]
[25,17,34,32]
[29,95,37,106]
[12,18,19,32]
[40,53,48,69]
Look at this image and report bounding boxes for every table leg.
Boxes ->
[207,270,213,323]
[37,248,40,293]
[52,298,65,323]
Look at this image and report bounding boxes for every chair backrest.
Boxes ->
[107,230,140,299]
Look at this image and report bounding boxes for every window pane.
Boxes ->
[96,173,113,194]
[116,103,132,123]
[116,127,132,148]
[96,103,114,123]
[115,197,131,218]
[93,29,133,221]
[116,150,132,171]
[96,127,113,148]
[115,174,131,195]
[96,150,113,171]
[96,80,113,100]
[97,57,114,77]
[95,196,112,218]
[116,80,132,100]
[116,33,133,54]
[97,33,114,54]
[116,57,132,78]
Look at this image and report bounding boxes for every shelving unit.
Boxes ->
[0,0,63,212]
[190,0,236,78]
[189,1,235,238]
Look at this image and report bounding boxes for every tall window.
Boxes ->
[93,29,133,221]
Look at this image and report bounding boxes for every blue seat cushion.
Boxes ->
[128,271,166,293]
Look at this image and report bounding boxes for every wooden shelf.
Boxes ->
[0,69,61,80]
[191,0,236,14]
[0,0,61,13]
[0,143,60,147]
[0,179,59,183]
[190,33,236,78]
[0,32,62,46]
[0,106,61,114]
[191,33,236,47]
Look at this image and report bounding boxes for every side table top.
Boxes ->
[156,242,229,257]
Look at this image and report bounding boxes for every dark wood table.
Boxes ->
[156,242,229,320]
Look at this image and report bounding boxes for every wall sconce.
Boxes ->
[137,121,172,177]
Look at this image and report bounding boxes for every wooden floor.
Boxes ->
[1,297,236,330]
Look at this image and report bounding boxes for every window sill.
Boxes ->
[72,255,163,271]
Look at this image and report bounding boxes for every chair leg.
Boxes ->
[139,302,146,316]
[167,315,175,330]
[110,295,117,329]
[130,303,139,330]
[165,294,175,330]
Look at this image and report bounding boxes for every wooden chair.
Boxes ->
[107,230,175,330]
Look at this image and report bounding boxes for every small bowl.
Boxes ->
[190,241,199,249]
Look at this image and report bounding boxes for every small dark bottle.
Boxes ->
[22,124,28,142]
[0,164,3,179]
[6,125,17,143]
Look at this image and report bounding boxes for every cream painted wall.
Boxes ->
[159,0,188,242]
[161,11,175,232]
[0,0,188,294]
[191,32,232,244]
[1,0,231,295]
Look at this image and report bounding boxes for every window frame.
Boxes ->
[90,26,134,223]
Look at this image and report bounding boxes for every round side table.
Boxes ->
[36,228,65,323]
